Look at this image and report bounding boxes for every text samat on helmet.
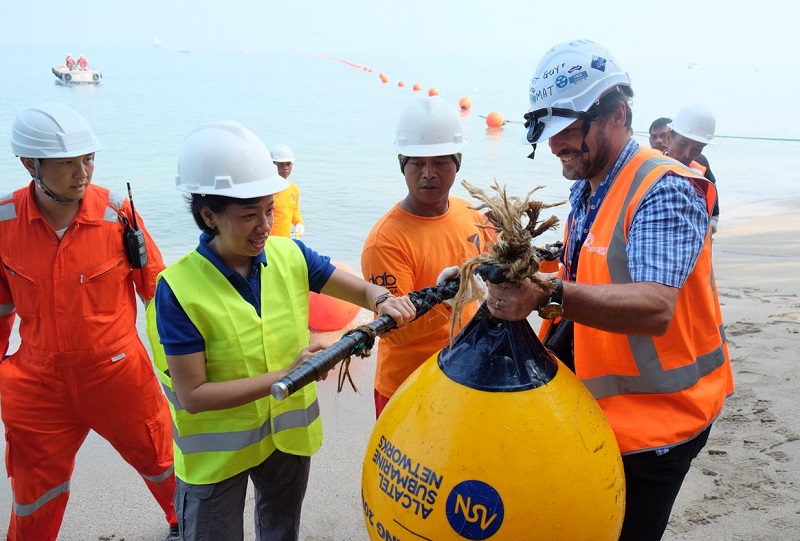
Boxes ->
[10,103,103,159]
[523,39,631,158]
[175,121,289,198]
[393,96,468,157]
[671,105,716,145]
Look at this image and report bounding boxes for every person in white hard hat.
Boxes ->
[64,52,75,70]
[269,143,306,238]
[146,121,415,541]
[668,105,720,234]
[361,96,494,418]
[77,53,89,70]
[0,103,179,541]
[485,39,732,541]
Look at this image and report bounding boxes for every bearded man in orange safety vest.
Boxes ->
[485,40,733,541]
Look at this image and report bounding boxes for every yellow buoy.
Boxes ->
[362,310,624,540]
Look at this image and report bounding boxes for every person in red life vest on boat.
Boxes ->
[64,53,75,70]
[487,39,732,541]
[0,103,180,541]
[77,53,89,70]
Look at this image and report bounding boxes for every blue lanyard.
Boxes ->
[565,178,613,282]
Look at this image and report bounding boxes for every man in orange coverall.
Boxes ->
[361,96,494,418]
[0,103,179,541]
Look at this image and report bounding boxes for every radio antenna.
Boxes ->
[127,182,140,230]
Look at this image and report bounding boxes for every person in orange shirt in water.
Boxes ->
[361,96,494,418]
[270,144,306,238]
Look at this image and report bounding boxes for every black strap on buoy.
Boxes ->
[271,278,462,401]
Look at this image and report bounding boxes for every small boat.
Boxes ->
[52,65,102,85]
[153,36,162,48]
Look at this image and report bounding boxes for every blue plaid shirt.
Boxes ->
[566,140,709,287]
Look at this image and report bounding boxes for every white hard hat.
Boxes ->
[66,52,72,57]
[176,121,289,198]
[671,105,715,145]
[270,143,295,163]
[524,39,631,145]
[393,96,468,157]
[10,103,103,158]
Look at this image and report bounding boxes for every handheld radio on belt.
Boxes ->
[122,182,148,268]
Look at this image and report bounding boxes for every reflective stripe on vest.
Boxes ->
[583,325,727,399]
[173,399,320,455]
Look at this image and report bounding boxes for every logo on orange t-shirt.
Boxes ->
[368,272,397,289]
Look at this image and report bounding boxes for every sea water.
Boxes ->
[1,45,798,271]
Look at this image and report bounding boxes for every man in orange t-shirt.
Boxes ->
[362,97,493,417]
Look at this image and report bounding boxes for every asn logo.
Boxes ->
[368,272,397,288]
[584,232,607,256]
[445,480,504,540]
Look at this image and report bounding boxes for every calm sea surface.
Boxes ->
[1,46,798,270]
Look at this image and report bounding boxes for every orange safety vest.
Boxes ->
[541,148,733,454]
[690,160,707,176]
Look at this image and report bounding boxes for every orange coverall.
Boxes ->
[0,182,177,540]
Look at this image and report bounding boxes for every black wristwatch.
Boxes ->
[537,278,564,320]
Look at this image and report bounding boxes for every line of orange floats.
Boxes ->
[377,71,506,128]
[322,56,507,128]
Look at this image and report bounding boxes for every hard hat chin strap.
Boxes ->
[523,105,599,160]
[32,158,81,206]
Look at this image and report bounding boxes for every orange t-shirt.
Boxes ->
[361,197,493,398]
[271,181,304,238]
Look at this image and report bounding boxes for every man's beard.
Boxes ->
[559,124,613,182]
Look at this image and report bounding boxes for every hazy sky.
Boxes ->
[2,0,794,67]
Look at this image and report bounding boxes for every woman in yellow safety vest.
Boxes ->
[146,121,415,541]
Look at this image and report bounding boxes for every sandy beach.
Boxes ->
[0,199,798,540]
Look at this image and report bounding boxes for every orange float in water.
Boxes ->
[428,87,439,97]
[458,96,472,110]
[308,262,361,332]
[412,83,422,92]
[397,81,405,87]
[379,73,389,83]
[485,111,505,128]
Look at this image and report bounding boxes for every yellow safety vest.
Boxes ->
[146,236,322,484]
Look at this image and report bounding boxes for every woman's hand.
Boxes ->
[376,295,416,328]
[286,342,329,380]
